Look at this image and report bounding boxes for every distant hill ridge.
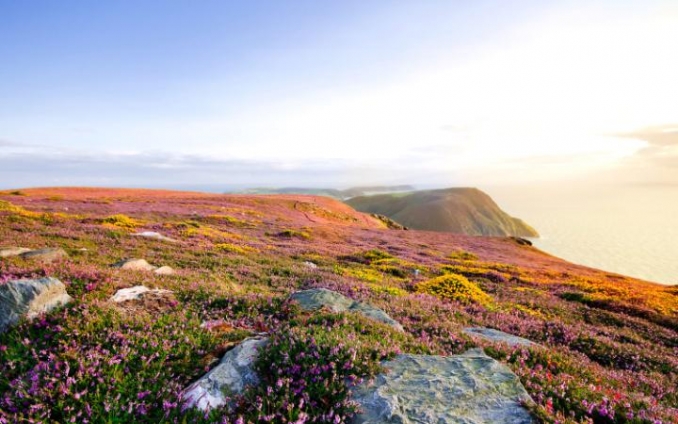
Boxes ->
[346,187,538,237]
[239,185,415,200]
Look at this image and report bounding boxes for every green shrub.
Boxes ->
[277,229,311,239]
[101,214,142,229]
[416,273,493,307]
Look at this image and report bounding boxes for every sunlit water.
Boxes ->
[489,184,678,285]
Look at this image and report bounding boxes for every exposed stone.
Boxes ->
[303,261,318,269]
[508,236,533,247]
[0,247,32,258]
[110,285,172,303]
[463,327,539,347]
[183,337,269,411]
[351,349,533,424]
[19,248,69,263]
[0,278,73,332]
[290,288,403,331]
[112,258,156,271]
[153,266,176,275]
[133,231,178,243]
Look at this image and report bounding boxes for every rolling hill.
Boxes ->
[346,187,539,237]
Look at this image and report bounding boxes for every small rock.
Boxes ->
[110,285,172,303]
[183,337,269,411]
[508,236,533,246]
[290,288,403,331]
[0,247,33,258]
[133,231,177,243]
[0,278,73,332]
[112,258,156,271]
[351,349,533,424]
[463,327,539,347]
[153,266,175,275]
[303,261,318,269]
[19,248,69,263]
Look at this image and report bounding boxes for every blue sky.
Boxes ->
[1,0,677,189]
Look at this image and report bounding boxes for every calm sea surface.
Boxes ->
[489,184,678,285]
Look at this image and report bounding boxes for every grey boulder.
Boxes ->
[351,348,533,424]
[0,278,73,332]
[463,328,539,348]
[110,285,173,303]
[290,288,403,331]
[183,337,269,411]
[0,247,33,258]
[19,248,69,263]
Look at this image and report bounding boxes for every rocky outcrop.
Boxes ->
[351,348,533,424]
[463,328,539,347]
[0,247,32,258]
[110,285,172,303]
[19,248,69,263]
[289,288,403,331]
[0,278,73,332]
[133,231,178,243]
[112,259,177,275]
[153,266,176,275]
[508,237,533,247]
[303,261,318,270]
[183,337,269,411]
[112,258,157,271]
[109,285,177,314]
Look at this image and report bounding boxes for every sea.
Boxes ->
[488,184,678,286]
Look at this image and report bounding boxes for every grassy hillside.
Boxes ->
[0,187,676,423]
[346,187,539,237]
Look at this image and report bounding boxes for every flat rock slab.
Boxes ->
[0,278,73,332]
[19,248,69,263]
[183,337,269,411]
[290,288,403,331]
[112,258,157,271]
[352,349,533,424]
[463,328,538,348]
[110,285,172,303]
[153,266,176,275]
[0,247,33,258]
[133,231,178,243]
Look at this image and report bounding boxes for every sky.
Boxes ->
[1,0,677,189]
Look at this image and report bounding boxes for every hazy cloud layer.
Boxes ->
[0,148,413,190]
[619,124,678,170]
[618,125,678,147]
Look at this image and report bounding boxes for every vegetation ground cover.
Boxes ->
[0,188,676,423]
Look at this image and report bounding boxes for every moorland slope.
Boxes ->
[0,187,676,423]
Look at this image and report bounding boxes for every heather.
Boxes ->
[1,188,677,423]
